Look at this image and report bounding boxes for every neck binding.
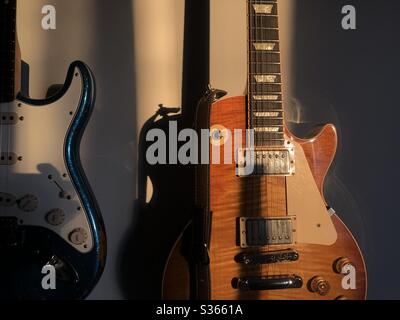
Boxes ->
[0,0,17,103]
[248,0,284,147]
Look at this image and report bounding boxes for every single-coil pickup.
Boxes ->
[0,112,19,125]
[0,153,20,165]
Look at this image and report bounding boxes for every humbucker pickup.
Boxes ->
[235,249,299,265]
[0,112,18,125]
[237,147,295,177]
[238,217,296,248]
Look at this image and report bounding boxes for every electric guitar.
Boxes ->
[163,0,366,300]
[0,0,106,299]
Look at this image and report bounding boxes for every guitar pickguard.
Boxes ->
[0,66,93,253]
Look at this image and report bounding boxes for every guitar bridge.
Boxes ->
[235,249,299,265]
[232,276,303,291]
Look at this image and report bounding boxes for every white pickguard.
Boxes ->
[0,67,93,253]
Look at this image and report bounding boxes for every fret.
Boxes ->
[250,84,282,92]
[253,119,283,127]
[255,139,285,147]
[250,62,281,74]
[250,29,279,41]
[250,51,280,63]
[250,0,278,4]
[249,16,278,28]
[254,132,284,139]
[251,103,283,112]
[254,126,283,133]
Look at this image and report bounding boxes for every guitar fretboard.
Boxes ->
[248,0,284,147]
[0,0,17,103]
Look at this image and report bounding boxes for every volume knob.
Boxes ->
[334,257,352,274]
[18,194,39,212]
[69,228,88,245]
[309,276,330,296]
[46,209,65,226]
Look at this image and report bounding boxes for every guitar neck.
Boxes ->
[0,0,17,103]
[247,0,284,147]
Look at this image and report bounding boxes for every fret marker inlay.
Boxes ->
[253,95,279,101]
[253,43,276,51]
[254,112,280,118]
[254,75,277,83]
[254,127,281,133]
[253,4,274,14]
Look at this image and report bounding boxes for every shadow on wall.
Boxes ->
[291,0,400,299]
[82,1,137,299]
[117,0,210,299]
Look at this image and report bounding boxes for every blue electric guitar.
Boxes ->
[0,0,106,299]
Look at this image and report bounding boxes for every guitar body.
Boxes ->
[163,95,366,300]
[0,61,106,299]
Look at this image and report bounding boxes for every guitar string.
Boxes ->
[255,0,267,283]
[262,0,271,284]
[251,0,259,287]
[252,0,264,283]
[257,0,268,285]
[253,0,264,285]
[268,0,274,282]
[276,0,288,280]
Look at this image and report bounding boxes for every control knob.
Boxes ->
[18,194,39,212]
[46,209,65,226]
[334,257,352,274]
[309,276,330,296]
[69,228,88,245]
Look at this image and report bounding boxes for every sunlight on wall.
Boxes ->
[210,0,294,100]
[133,0,185,136]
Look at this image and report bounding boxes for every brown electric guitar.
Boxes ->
[163,0,366,300]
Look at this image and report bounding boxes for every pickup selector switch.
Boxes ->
[69,228,88,245]
[46,209,65,226]
[18,194,39,212]
[0,193,16,207]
